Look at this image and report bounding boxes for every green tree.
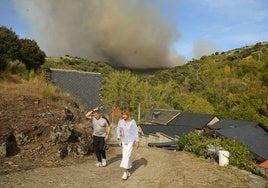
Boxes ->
[102,70,162,118]
[0,26,20,70]
[102,70,138,111]
[18,39,46,70]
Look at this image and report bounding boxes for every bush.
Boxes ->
[6,60,29,79]
[41,85,56,99]
[177,131,256,172]
[177,131,210,156]
[218,138,255,170]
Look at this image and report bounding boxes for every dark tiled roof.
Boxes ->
[168,112,217,129]
[146,109,180,125]
[216,124,268,161]
[50,69,101,110]
[148,142,177,150]
[207,119,259,130]
[140,124,193,138]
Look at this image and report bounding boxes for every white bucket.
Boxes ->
[218,150,230,166]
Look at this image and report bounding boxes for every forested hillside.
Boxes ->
[149,42,268,125]
[45,42,268,127]
[3,25,266,126]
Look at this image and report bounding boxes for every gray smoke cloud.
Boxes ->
[193,39,217,59]
[13,0,186,69]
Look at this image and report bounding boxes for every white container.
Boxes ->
[218,150,230,166]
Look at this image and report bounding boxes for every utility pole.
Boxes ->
[138,103,140,123]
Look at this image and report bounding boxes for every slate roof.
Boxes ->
[50,69,101,110]
[140,124,193,138]
[168,112,218,129]
[146,109,180,125]
[216,124,268,162]
[148,141,177,150]
[207,119,260,130]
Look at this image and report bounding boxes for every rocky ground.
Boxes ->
[0,74,267,188]
[0,74,93,175]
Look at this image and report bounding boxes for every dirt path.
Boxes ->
[0,146,267,188]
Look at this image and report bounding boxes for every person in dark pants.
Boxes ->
[86,107,111,167]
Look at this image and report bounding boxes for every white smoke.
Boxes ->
[13,0,187,69]
[193,39,217,59]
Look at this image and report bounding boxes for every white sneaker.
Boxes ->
[122,172,128,180]
[95,162,102,167]
[102,159,107,167]
[127,172,131,177]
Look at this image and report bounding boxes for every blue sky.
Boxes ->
[169,0,268,59]
[0,0,268,64]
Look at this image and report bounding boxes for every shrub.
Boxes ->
[218,138,255,170]
[177,131,210,156]
[177,131,256,172]
[6,60,29,79]
[41,83,58,99]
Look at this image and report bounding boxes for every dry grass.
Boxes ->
[0,73,89,174]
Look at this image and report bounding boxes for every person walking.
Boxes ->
[86,107,111,167]
[116,110,139,180]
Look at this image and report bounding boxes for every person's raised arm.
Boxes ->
[85,107,98,119]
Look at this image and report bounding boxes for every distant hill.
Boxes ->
[45,55,115,75]
[44,42,268,127]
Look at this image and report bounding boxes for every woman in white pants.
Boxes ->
[116,110,139,180]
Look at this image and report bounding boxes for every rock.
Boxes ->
[14,131,29,145]
[64,107,75,123]
[51,124,93,159]
[50,125,74,143]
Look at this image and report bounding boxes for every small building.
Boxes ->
[146,109,180,125]
[215,124,268,163]
[205,119,260,133]
[168,111,220,130]
[140,110,219,149]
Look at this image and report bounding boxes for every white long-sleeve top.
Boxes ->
[116,119,139,144]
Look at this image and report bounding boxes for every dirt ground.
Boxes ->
[0,145,267,188]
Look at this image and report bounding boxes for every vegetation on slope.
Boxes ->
[1,26,268,126]
[44,42,268,127]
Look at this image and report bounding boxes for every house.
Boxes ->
[50,68,101,110]
[146,109,180,125]
[204,118,268,162]
[167,112,220,130]
[205,119,260,133]
[215,124,268,162]
[103,106,123,125]
[140,110,219,149]
[140,124,193,138]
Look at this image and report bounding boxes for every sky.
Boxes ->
[0,0,267,69]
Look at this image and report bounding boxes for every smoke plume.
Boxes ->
[13,0,186,69]
[193,39,217,59]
